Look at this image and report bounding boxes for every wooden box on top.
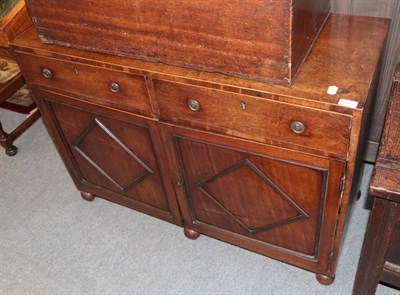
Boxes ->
[25,0,330,84]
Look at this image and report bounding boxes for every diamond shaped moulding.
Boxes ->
[196,158,309,235]
[73,118,153,192]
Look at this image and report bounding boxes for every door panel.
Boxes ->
[38,92,180,224]
[161,123,345,269]
[175,135,327,256]
[50,102,171,211]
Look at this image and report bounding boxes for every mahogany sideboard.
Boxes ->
[353,64,400,294]
[11,14,389,284]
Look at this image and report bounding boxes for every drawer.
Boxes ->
[15,52,152,113]
[153,80,352,156]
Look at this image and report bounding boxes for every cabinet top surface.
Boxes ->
[11,13,389,111]
[370,64,400,202]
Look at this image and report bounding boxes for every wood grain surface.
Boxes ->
[370,63,400,202]
[10,12,389,284]
[332,0,400,160]
[11,14,390,109]
[24,0,330,85]
[0,0,31,48]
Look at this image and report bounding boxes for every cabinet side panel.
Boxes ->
[291,0,330,77]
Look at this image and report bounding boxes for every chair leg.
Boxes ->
[0,121,18,156]
[0,110,40,156]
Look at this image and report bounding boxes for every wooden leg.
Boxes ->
[0,121,18,156]
[5,145,18,156]
[316,273,335,285]
[184,228,200,240]
[0,110,40,157]
[353,198,394,295]
[81,191,96,202]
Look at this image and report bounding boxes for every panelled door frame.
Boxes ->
[160,122,346,275]
[34,87,182,225]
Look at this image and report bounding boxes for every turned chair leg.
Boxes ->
[0,110,40,157]
[0,121,18,156]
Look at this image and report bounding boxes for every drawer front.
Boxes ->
[154,80,351,156]
[16,52,152,113]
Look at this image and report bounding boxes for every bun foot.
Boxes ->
[5,145,17,156]
[184,228,200,240]
[316,273,335,285]
[81,191,95,202]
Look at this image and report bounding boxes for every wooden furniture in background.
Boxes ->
[11,14,388,284]
[0,0,37,156]
[0,0,31,56]
[332,0,400,162]
[353,64,400,294]
[24,0,330,85]
[0,69,39,156]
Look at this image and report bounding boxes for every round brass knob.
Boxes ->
[188,99,201,112]
[42,68,52,79]
[290,121,306,134]
[109,82,120,93]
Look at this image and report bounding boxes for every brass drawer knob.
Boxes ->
[290,121,306,134]
[109,81,120,93]
[188,99,201,112]
[42,68,52,79]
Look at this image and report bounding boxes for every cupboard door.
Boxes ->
[38,92,180,224]
[162,123,345,271]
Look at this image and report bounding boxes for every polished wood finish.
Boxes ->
[12,15,389,111]
[183,228,200,240]
[153,79,352,156]
[80,191,95,202]
[25,0,330,85]
[353,64,400,294]
[16,53,153,116]
[36,89,182,225]
[332,0,400,162]
[0,0,31,48]
[369,64,400,201]
[11,14,388,284]
[316,274,335,285]
[161,123,345,279]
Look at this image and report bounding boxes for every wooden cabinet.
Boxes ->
[11,14,389,285]
[36,89,181,225]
